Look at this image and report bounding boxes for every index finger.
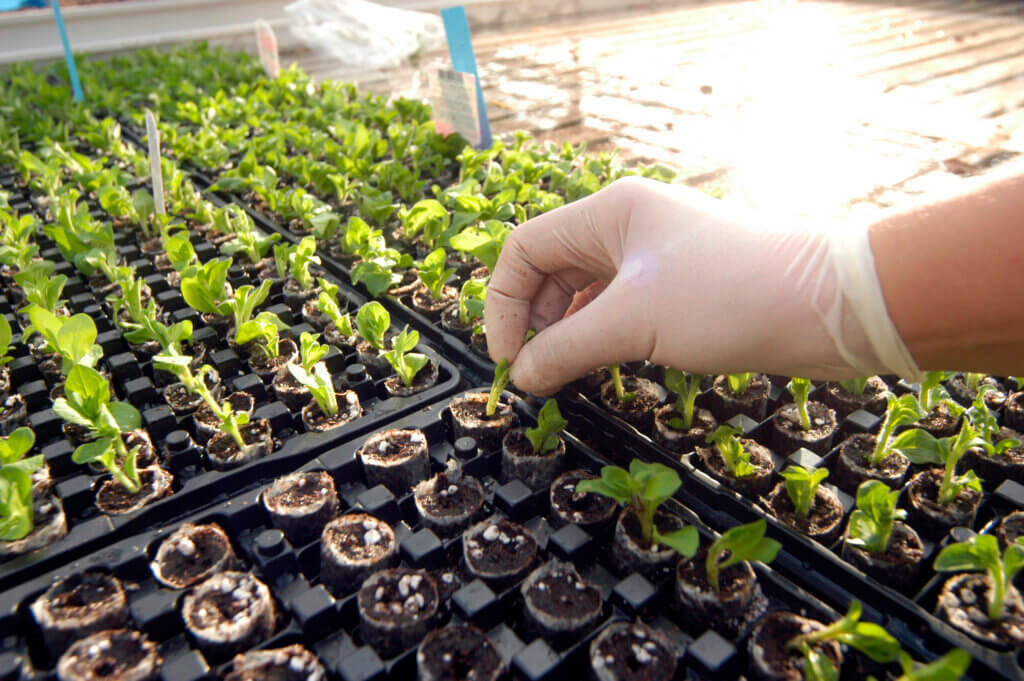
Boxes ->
[484,181,633,364]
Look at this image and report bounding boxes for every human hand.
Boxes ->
[484,176,920,395]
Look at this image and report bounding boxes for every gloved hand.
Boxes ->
[484,176,922,396]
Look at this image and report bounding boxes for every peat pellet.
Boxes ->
[696,439,775,498]
[821,377,887,418]
[652,404,716,453]
[905,469,982,539]
[262,471,340,546]
[95,466,174,516]
[150,522,239,589]
[770,402,837,456]
[501,427,566,491]
[181,571,275,655]
[357,568,439,657]
[412,459,484,537]
[611,509,684,578]
[675,549,766,638]
[193,392,254,444]
[301,391,362,433]
[449,392,518,452]
[709,373,770,423]
[937,573,1024,648]
[320,513,397,595]
[206,418,274,470]
[599,375,660,430]
[549,470,617,531]
[224,645,326,681]
[521,560,602,640]
[998,510,1024,548]
[383,359,440,398]
[840,522,924,594]
[31,572,131,654]
[830,433,909,494]
[0,494,68,557]
[589,621,676,681]
[57,629,161,681]
[417,624,503,681]
[747,612,842,681]
[356,429,430,495]
[764,483,843,545]
[463,517,537,585]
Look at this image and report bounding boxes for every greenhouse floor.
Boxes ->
[286,0,1024,220]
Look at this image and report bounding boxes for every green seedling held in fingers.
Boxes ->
[525,400,567,455]
[664,369,703,431]
[577,460,698,557]
[934,534,1024,623]
[706,520,781,593]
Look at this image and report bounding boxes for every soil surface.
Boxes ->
[266,472,337,512]
[358,569,438,625]
[416,470,483,518]
[360,429,428,464]
[207,420,272,465]
[938,573,1024,647]
[749,612,841,681]
[676,549,752,596]
[907,468,981,522]
[225,646,325,681]
[773,402,837,443]
[195,392,253,428]
[464,519,537,577]
[155,524,234,588]
[95,467,172,515]
[58,630,158,681]
[590,622,675,681]
[524,564,601,620]
[846,522,923,570]
[303,392,362,431]
[766,483,843,540]
[323,515,394,563]
[550,470,617,526]
[418,625,502,681]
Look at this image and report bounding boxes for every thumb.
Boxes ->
[509,280,653,396]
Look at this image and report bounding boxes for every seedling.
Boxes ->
[54,365,142,494]
[25,309,102,375]
[727,372,754,396]
[609,364,636,405]
[356,301,389,352]
[416,248,455,301]
[235,311,289,361]
[164,232,197,274]
[316,279,354,337]
[458,279,487,327]
[221,227,280,265]
[705,519,781,592]
[664,369,703,431]
[966,385,1020,453]
[383,326,430,388]
[0,316,12,368]
[449,219,511,271]
[787,601,901,680]
[288,361,338,417]
[153,354,249,451]
[919,371,954,413]
[487,359,511,417]
[577,460,699,556]
[787,378,813,430]
[180,258,233,317]
[706,425,757,478]
[295,332,330,373]
[838,377,870,395]
[220,281,272,331]
[350,248,411,297]
[780,465,830,520]
[0,427,42,541]
[868,393,926,467]
[288,236,320,290]
[13,261,65,314]
[935,533,1024,623]
[525,399,567,455]
[878,650,971,681]
[890,422,984,506]
[398,199,450,247]
[845,480,905,555]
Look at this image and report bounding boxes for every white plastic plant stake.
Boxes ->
[144,110,165,217]
[254,20,280,80]
[428,68,481,147]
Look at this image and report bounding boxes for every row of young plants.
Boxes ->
[0,390,974,681]
[0,107,466,578]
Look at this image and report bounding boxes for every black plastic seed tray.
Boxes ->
[559,368,1024,680]
[0,208,462,593]
[0,389,949,681]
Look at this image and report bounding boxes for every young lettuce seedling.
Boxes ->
[54,366,142,494]
[164,232,197,275]
[221,281,272,331]
[458,279,487,327]
[919,371,955,413]
[609,364,636,405]
[356,301,389,352]
[25,309,102,375]
[706,425,757,478]
[869,393,927,467]
[890,422,984,506]
[934,534,1024,623]
[846,480,905,555]
[0,316,13,368]
[416,248,455,301]
[577,460,699,556]
[664,369,703,431]
[787,601,902,680]
[787,378,814,430]
[838,377,870,395]
[316,279,354,337]
[727,372,754,396]
[288,236,320,290]
[235,311,289,361]
[487,359,511,417]
[780,465,830,520]
[449,219,511,272]
[180,258,233,317]
[0,427,42,541]
[153,354,250,451]
[221,227,280,265]
[288,362,338,417]
[13,262,66,314]
[706,520,781,592]
[295,332,330,373]
[351,248,412,297]
[383,326,430,388]
[876,650,971,681]
[525,399,567,455]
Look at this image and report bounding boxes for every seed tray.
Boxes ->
[559,369,1024,680]
[0,205,462,594]
[0,389,956,681]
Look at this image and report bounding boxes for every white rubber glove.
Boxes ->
[485,176,923,396]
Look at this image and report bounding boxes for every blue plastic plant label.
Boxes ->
[428,68,482,146]
[440,6,491,148]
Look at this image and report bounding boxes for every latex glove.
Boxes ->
[485,176,922,396]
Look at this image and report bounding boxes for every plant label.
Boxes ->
[144,110,166,216]
[440,6,491,148]
[255,20,280,80]
[428,69,482,146]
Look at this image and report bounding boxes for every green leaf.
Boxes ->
[525,399,567,455]
[706,519,781,591]
[106,401,141,433]
[804,648,839,681]
[71,437,115,465]
[890,428,944,466]
[356,301,390,351]
[654,526,698,557]
[0,427,34,465]
[486,359,511,417]
[896,649,970,681]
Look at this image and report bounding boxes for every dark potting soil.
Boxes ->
[411,286,457,315]
[915,402,961,438]
[187,585,260,631]
[1005,392,1024,431]
[323,516,394,563]
[656,405,716,441]
[599,376,660,423]
[95,467,172,515]
[224,645,325,681]
[750,612,841,681]
[464,519,536,576]
[207,421,272,462]
[766,484,843,539]
[360,429,427,464]
[155,524,233,588]
[840,434,907,478]
[58,630,159,681]
[43,573,124,620]
[823,376,887,416]
[270,472,335,510]
[418,625,502,681]
[773,402,837,443]
[358,570,438,626]
[550,470,617,526]
[590,622,675,681]
[907,469,981,521]
[248,346,294,375]
[195,393,253,428]
[416,470,482,517]
[676,549,750,596]
[846,523,923,571]
[524,565,602,620]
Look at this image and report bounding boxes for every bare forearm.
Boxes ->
[871,165,1024,375]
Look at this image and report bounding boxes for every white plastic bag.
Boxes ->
[284,0,444,69]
